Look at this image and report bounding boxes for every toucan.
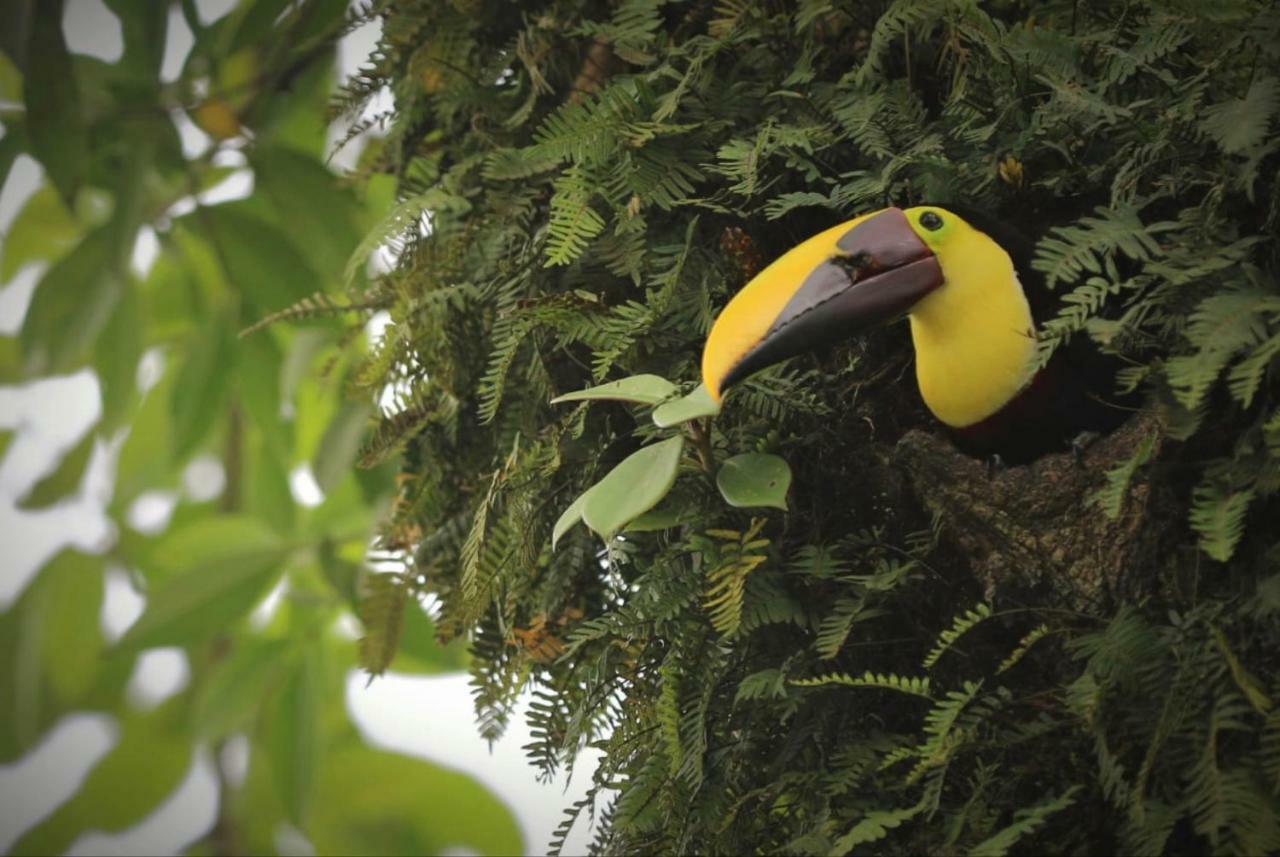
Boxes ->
[701,206,1132,464]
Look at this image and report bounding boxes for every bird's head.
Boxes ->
[702,205,1030,426]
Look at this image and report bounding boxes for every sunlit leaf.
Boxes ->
[19,228,122,375]
[93,279,143,432]
[29,550,105,706]
[582,436,685,539]
[551,374,677,406]
[266,644,323,825]
[193,637,291,739]
[12,699,192,856]
[0,184,81,281]
[18,429,94,509]
[170,321,234,461]
[116,516,290,651]
[716,453,791,510]
[652,383,721,427]
[396,599,469,674]
[314,401,373,494]
[307,739,525,856]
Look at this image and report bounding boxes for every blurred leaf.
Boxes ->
[22,0,87,203]
[551,373,677,406]
[0,184,81,281]
[307,740,524,856]
[101,0,168,80]
[114,366,176,502]
[266,643,323,825]
[716,453,791,510]
[0,132,21,194]
[198,203,319,316]
[252,146,361,276]
[20,227,122,375]
[12,699,192,856]
[0,428,11,461]
[117,516,289,651]
[170,321,233,461]
[318,540,359,607]
[582,436,685,539]
[18,429,94,509]
[255,54,335,157]
[193,637,290,739]
[36,550,105,705]
[236,331,286,455]
[246,428,297,534]
[652,383,721,427]
[397,600,469,674]
[314,400,372,494]
[0,48,19,100]
[94,279,143,431]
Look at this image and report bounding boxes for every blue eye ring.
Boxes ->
[919,211,944,231]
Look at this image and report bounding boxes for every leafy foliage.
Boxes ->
[332,0,1280,853]
[1,2,519,854]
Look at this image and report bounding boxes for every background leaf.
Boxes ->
[716,453,791,510]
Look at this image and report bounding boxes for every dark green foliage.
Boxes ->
[338,0,1280,852]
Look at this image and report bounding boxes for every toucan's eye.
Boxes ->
[919,211,944,231]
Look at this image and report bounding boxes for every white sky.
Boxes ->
[0,2,602,854]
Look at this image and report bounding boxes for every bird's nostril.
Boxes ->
[833,251,876,280]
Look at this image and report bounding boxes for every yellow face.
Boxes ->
[700,205,1037,428]
[899,206,1038,427]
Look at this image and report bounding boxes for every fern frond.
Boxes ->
[923,603,992,669]
[791,671,933,699]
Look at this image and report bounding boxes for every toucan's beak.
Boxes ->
[703,207,943,400]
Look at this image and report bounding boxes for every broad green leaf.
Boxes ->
[20,228,122,375]
[101,0,167,79]
[716,453,791,510]
[624,501,688,532]
[22,0,87,203]
[582,436,685,540]
[13,699,193,856]
[313,401,372,494]
[266,644,323,825]
[117,516,289,651]
[0,184,81,281]
[0,49,19,101]
[307,740,524,856]
[236,332,287,452]
[93,278,142,431]
[192,637,291,739]
[18,430,94,509]
[170,321,233,461]
[113,367,177,503]
[551,374,678,406]
[551,489,590,549]
[36,550,104,704]
[246,429,297,535]
[397,600,469,674]
[652,383,721,427]
[195,204,319,316]
[251,146,362,276]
